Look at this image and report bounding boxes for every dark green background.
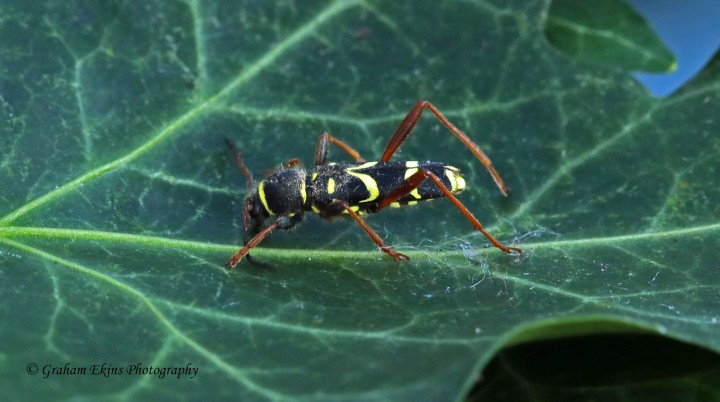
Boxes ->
[1,1,718,401]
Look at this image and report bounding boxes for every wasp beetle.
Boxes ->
[225,100,522,268]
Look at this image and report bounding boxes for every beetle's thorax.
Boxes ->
[253,168,307,217]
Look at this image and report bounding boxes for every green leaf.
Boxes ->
[1,1,719,401]
[545,0,677,73]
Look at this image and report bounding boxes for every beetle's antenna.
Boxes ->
[225,138,254,191]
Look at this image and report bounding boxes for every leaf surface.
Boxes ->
[1,1,719,401]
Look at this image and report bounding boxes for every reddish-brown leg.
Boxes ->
[381,100,509,196]
[342,204,409,261]
[378,168,522,255]
[315,132,366,166]
[226,220,282,268]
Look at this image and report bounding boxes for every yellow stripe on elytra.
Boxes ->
[258,181,274,215]
[346,162,379,202]
[404,167,418,179]
[445,166,465,193]
[348,161,378,169]
[456,176,466,192]
[404,164,421,199]
[300,180,307,203]
[327,178,336,194]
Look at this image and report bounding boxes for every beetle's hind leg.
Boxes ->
[380,100,509,196]
[375,168,522,255]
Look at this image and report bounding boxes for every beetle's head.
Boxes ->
[243,190,269,234]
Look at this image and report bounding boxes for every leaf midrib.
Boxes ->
[2,224,715,345]
[1,222,717,257]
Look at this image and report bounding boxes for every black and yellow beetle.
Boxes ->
[225,100,522,268]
